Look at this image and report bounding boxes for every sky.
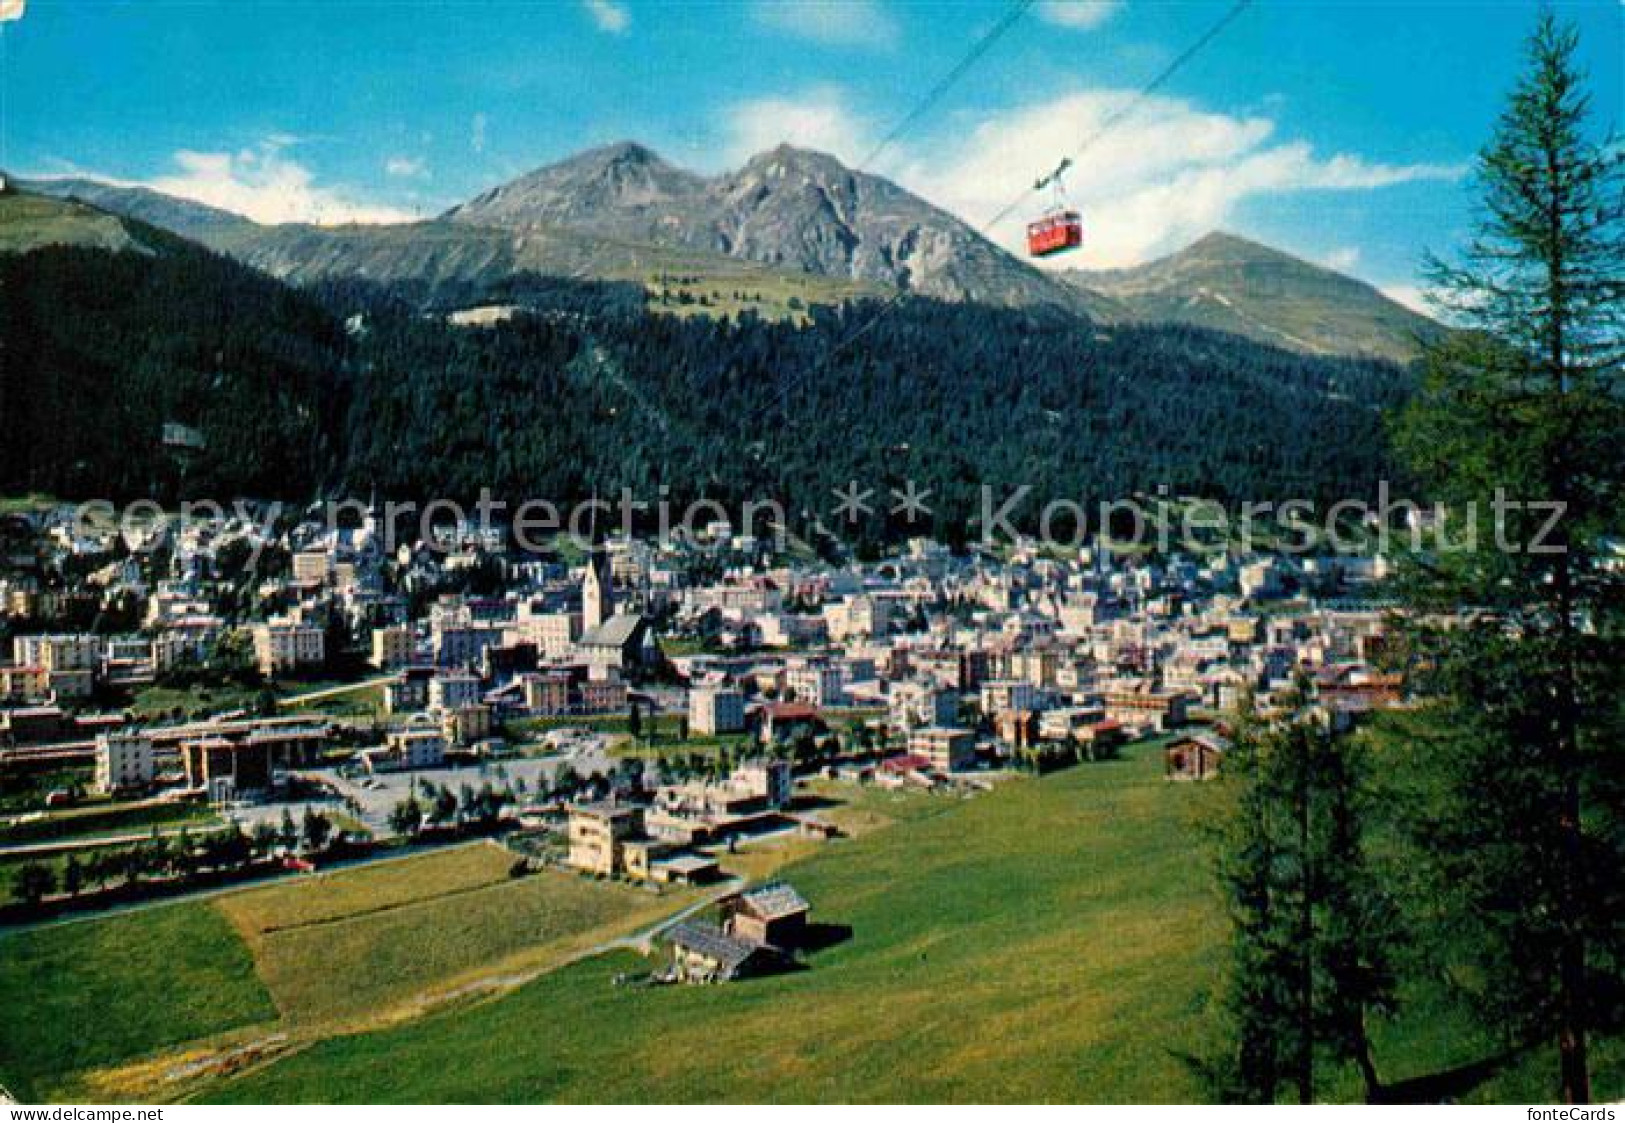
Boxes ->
[2,0,1621,306]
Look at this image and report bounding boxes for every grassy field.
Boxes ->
[0,491,63,515]
[282,683,387,720]
[210,844,688,1028]
[2,842,696,1101]
[208,748,1230,1103]
[7,743,1618,1103]
[0,194,145,255]
[510,712,683,739]
[0,903,277,1102]
[206,745,1623,1104]
[0,765,94,816]
[644,268,882,325]
[128,683,265,722]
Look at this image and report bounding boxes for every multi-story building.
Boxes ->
[13,634,100,675]
[182,725,326,802]
[522,671,572,716]
[153,618,223,672]
[47,668,95,701]
[889,680,959,730]
[291,549,333,585]
[907,726,976,773]
[567,803,644,875]
[10,634,99,699]
[384,667,435,714]
[370,625,414,671]
[95,732,157,793]
[980,678,1039,717]
[0,664,50,704]
[756,613,828,649]
[428,671,482,713]
[367,722,447,771]
[729,758,793,808]
[578,676,628,715]
[431,622,504,669]
[1037,705,1108,742]
[786,658,843,707]
[252,620,326,678]
[824,595,892,641]
[1102,685,1191,732]
[689,685,745,736]
[441,703,492,746]
[513,611,579,660]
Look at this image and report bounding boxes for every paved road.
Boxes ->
[275,676,396,709]
[613,878,744,954]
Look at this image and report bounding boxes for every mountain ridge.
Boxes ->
[445,140,1089,312]
[1064,230,1439,363]
[13,146,1440,360]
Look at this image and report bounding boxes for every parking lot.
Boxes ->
[226,732,616,837]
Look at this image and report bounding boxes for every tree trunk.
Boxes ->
[1543,121,1589,1106]
[1298,762,1315,1104]
[1355,1014,1383,1104]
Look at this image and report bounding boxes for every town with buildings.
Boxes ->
[1,501,1405,929]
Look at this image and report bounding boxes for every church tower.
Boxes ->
[583,549,613,632]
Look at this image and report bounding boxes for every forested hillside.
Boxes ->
[0,245,343,499]
[1,244,1410,543]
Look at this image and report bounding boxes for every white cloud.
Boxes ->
[385,155,429,179]
[883,89,1463,268]
[1037,1,1121,31]
[721,86,874,167]
[583,0,630,34]
[471,113,489,155]
[1321,246,1361,273]
[751,0,897,48]
[147,141,411,225]
[1380,284,1432,314]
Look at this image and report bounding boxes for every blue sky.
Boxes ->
[3,0,1621,303]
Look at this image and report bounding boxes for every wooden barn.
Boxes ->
[1164,732,1230,781]
[666,920,785,983]
[723,880,811,949]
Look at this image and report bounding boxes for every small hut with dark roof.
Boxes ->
[723,880,811,949]
[666,920,785,983]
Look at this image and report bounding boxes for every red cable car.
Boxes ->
[1026,158,1084,259]
[1027,209,1083,257]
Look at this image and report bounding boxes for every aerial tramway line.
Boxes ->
[1025,157,1083,258]
[1012,0,1255,262]
[756,0,1255,415]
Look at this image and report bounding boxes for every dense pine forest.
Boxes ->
[1,242,1411,543]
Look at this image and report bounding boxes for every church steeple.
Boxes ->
[583,549,613,632]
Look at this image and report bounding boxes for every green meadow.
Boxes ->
[2,744,1617,1103]
[0,905,277,1102]
[210,748,1230,1102]
[208,745,1622,1104]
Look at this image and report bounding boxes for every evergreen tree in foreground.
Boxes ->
[1391,13,1624,1104]
[1213,688,1397,1102]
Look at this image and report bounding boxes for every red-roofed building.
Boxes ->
[753,701,824,745]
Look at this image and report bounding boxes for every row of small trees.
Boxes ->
[8,807,338,908]
[387,779,516,837]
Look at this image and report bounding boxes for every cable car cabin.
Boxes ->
[1027,210,1083,258]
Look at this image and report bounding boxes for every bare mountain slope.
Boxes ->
[1063,231,1440,362]
[445,141,1088,311]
